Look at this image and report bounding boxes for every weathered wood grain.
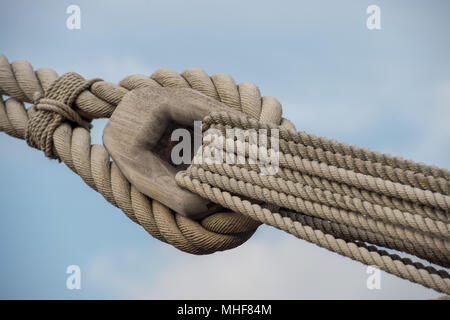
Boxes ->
[103,87,231,219]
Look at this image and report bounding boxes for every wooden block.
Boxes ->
[103,86,231,219]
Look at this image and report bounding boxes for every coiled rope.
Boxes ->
[0,55,449,294]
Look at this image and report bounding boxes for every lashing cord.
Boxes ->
[0,55,448,294]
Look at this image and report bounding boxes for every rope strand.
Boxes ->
[1,54,449,295]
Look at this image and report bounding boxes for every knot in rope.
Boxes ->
[25,72,101,159]
[1,54,449,295]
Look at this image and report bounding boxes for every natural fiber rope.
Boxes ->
[203,117,450,211]
[0,54,291,255]
[288,211,449,268]
[208,124,449,195]
[192,139,449,239]
[176,173,450,294]
[1,55,449,295]
[265,160,449,222]
[25,73,101,158]
[186,165,450,248]
[176,111,450,294]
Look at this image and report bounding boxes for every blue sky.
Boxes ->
[0,0,449,299]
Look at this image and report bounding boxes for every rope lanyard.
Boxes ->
[0,55,448,294]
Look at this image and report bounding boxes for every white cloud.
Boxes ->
[86,227,441,299]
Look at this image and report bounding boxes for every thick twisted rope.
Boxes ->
[177,173,450,293]
[176,111,450,294]
[25,73,101,158]
[186,165,449,249]
[192,160,449,239]
[0,54,292,254]
[1,55,449,295]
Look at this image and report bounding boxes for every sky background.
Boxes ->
[0,0,449,299]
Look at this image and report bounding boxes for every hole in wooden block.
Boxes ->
[103,86,231,219]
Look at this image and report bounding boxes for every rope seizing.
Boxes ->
[0,54,449,295]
